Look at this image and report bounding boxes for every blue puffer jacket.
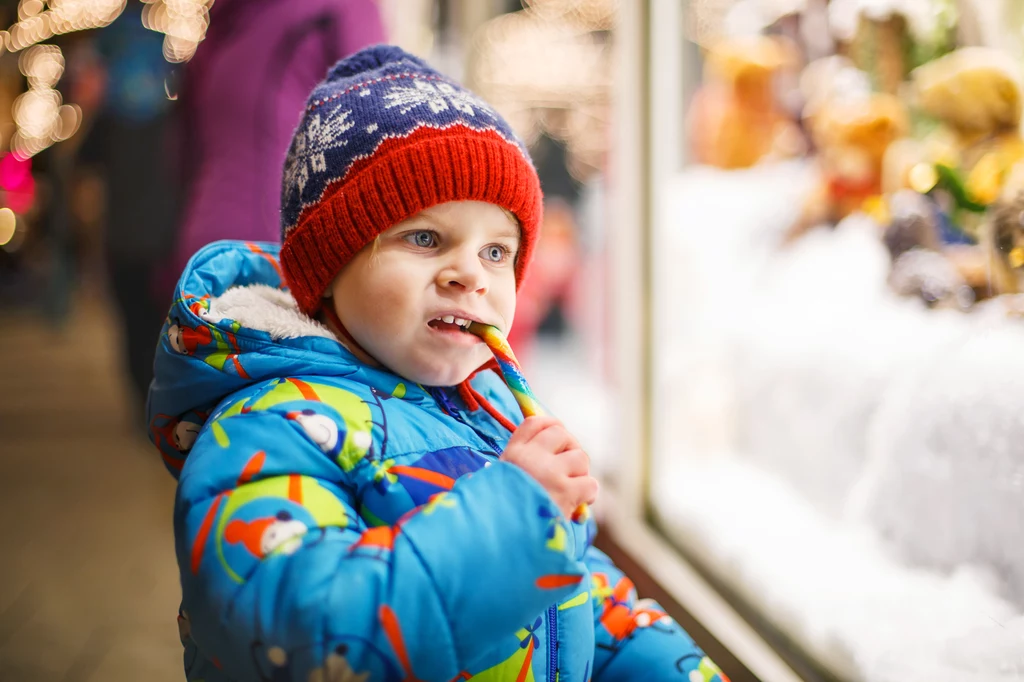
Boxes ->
[148,241,727,682]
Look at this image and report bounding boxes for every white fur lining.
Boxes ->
[202,284,338,341]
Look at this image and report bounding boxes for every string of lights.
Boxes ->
[469,0,616,181]
[140,0,213,63]
[2,0,127,54]
[10,43,80,159]
[0,0,211,160]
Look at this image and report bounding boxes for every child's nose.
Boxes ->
[438,251,486,293]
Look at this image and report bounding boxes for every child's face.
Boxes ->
[327,201,519,386]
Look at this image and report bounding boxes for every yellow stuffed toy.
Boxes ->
[688,35,804,169]
[880,47,1024,299]
[885,47,1024,235]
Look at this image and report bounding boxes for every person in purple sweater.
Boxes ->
[170,0,385,276]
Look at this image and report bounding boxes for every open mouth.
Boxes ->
[427,315,475,334]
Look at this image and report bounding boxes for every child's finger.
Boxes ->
[510,415,561,443]
[558,448,590,477]
[532,424,575,454]
[559,434,583,453]
[568,475,600,507]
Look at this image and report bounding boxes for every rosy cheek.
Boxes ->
[497,287,517,325]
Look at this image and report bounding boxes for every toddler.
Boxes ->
[149,45,727,682]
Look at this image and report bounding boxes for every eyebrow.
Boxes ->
[494,222,521,241]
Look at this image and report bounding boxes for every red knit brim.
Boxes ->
[281,125,543,316]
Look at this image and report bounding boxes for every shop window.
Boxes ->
[650,0,1024,679]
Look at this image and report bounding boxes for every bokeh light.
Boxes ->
[0,1,211,160]
[13,88,60,139]
[522,0,618,30]
[7,0,126,53]
[141,0,213,63]
[0,207,17,247]
[9,41,73,159]
[471,2,614,180]
[19,43,65,88]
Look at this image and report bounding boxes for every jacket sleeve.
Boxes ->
[176,402,584,682]
[586,546,730,682]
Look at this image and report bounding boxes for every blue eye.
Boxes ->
[481,245,507,262]
[405,231,436,248]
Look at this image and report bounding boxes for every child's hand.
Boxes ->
[501,416,599,518]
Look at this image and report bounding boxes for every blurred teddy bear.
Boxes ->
[785,74,908,242]
[688,34,805,169]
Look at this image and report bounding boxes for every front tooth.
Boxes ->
[442,315,455,324]
[454,317,468,327]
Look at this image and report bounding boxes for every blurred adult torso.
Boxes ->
[173,0,384,271]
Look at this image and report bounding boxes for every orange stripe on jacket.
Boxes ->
[246,242,284,280]
[191,492,227,574]
[237,451,266,485]
[388,466,456,490]
[379,604,424,682]
[286,377,320,401]
[288,474,303,504]
[536,574,584,589]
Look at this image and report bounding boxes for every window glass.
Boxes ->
[651,0,1024,678]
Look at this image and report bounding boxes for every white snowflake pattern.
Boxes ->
[382,79,495,118]
[283,106,355,199]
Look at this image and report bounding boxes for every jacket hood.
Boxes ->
[147,240,435,476]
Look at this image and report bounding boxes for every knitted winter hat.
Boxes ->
[279,45,543,315]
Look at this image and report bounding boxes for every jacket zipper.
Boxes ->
[430,386,459,415]
[433,386,556,678]
[547,604,558,681]
[429,387,504,454]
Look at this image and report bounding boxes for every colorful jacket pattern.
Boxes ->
[148,241,728,682]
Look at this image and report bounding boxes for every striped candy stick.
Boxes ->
[467,322,589,523]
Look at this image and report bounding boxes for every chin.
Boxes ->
[401,356,485,387]
[417,366,475,387]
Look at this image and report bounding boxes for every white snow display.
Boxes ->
[653,162,1024,681]
[850,318,1024,605]
[653,458,1024,682]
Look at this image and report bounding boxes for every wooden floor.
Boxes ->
[0,294,183,681]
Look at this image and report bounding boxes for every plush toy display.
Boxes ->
[985,163,1024,295]
[694,7,1024,312]
[879,47,1024,302]
[886,48,1024,238]
[828,0,957,93]
[845,11,910,95]
[882,189,983,309]
[785,86,908,242]
[688,35,804,169]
